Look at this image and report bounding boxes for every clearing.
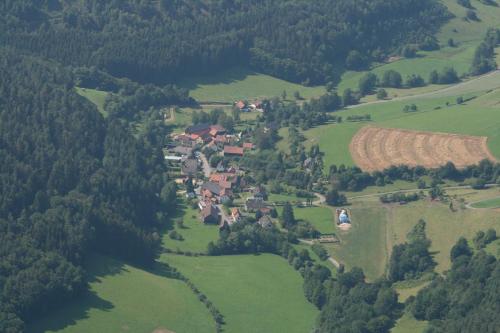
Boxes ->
[349,126,496,172]
[75,87,109,117]
[163,254,318,333]
[30,255,215,333]
[179,67,325,103]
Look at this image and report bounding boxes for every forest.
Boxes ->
[0,0,450,85]
[0,50,176,332]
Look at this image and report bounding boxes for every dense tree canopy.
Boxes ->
[0,0,450,85]
[0,50,174,331]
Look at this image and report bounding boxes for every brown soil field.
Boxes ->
[350,126,497,172]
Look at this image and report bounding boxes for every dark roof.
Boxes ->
[246,198,267,210]
[186,123,211,134]
[181,159,198,175]
[201,204,219,221]
[201,182,222,195]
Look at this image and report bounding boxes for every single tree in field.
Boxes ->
[281,202,296,229]
[282,90,287,101]
[377,88,388,100]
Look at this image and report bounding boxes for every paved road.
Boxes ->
[199,153,212,178]
[346,70,500,110]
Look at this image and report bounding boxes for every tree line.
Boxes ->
[0,50,177,332]
[1,0,451,86]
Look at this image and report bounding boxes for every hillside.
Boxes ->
[1,0,450,85]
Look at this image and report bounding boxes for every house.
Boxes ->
[257,215,273,229]
[181,159,198,176]
[201,181,233,203]
[173,134,196,147]
[186,123,211,136]
[209,125,226,137]
[245,197,268,212]
[235,100,246,110]
[243,142,254,150]
[201,182,222,197]
[201,204,220,224]
[171,146,193,157]
[224,146,244,157]
[230,208,242,224]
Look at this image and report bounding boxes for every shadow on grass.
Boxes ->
[28,255,125,333]
[179,66,256,91]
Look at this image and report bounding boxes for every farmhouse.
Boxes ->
[257,215,273,229]
[186,123,211,136]
[230,208,242,224]
[201,204,220,224]
[181,158,198,176]
[224,146,244,157]
[209,124,226,137]
[245,197,268,212]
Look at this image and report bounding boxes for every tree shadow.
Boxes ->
[180,66,255,91]
[30,290,114,333]
[29,255,126,332]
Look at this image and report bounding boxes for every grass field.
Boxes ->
[283,88,500,168]
[180,67,325,103]
[325,206,389,280]
[75,87,109,117]
[164,254,318,333]
[470,197,500,209]
[165,204,220,253]
[391,313,428,333]
[336,0,500,99]
[293,206,336,234]
[31,255,215,333]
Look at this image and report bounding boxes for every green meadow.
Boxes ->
[31,255,215,333]
[75,87,109,117]
[180,67,325,103]
[293,206,336,234]
[471,197,500,209]
[391,313,428,333]
[281,86,500,168]
[164,254,319,333]
[326,206,389,280]
[165,204,220,253]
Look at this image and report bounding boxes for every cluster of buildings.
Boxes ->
[234,100,264,113]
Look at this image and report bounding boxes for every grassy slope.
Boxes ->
[293,88,500,168]
[337,0,500,97]
[31,255,215,333]
[325,206,389,280]
[471,197,500,208]
[75,88,109,117]
[180,67,325,103]
[165,204,220,253]
[391,313,428,333]
[387,200,500,273]
[164,254,318,333]
[293,206,336,234]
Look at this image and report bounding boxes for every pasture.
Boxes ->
[31,255,215,333]
[350,126,495,172]
[470,197,500,209]
[75,87,109,117]
[325,206,389,280]
[165,204,220,253]
[180,67,325,103]
[285,88,500,168]
[293,206,336,234]
[163,254,318,333]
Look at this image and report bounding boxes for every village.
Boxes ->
[163,104,283,231]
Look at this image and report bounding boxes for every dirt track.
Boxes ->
[350,126,497,172]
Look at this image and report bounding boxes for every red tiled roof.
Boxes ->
[224,146,244,156]
[243,142,254,149]
[235,101,246,109]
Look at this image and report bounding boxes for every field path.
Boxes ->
[347,70,500,109]
[347,184,499,200]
